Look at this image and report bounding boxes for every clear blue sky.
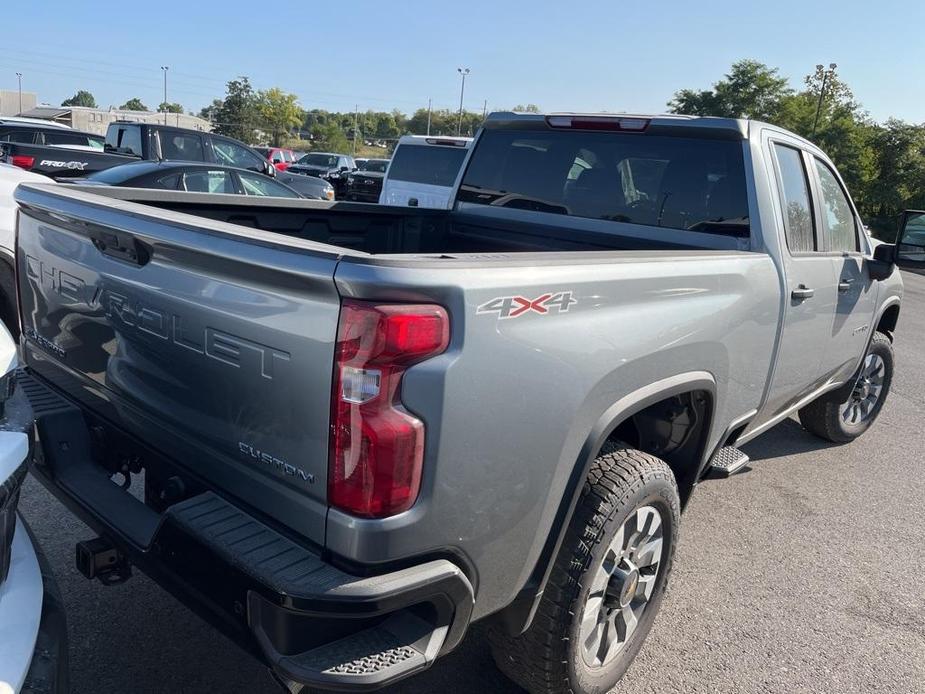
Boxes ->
[2,0,922,122]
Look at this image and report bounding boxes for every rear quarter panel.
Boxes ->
[330,251,780,617]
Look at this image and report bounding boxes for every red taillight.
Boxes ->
[545,115,650,132]
[10,155,35,170]
[329,300,449,518]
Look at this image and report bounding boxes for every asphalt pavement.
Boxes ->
[19,271,925,694]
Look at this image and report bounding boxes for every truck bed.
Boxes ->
[58,185,749,257]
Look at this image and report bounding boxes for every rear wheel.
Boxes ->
[489,444,680,694]
[798,331,893,443]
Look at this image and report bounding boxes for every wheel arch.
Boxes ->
[876,301,900,341]
[494,371,718,636]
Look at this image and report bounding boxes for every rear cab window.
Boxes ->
[388,144,469,187]
[458,128,749,238]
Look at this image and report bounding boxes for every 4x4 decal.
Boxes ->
[477,291,577,319]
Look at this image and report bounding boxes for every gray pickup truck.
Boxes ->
[13,112,904,693]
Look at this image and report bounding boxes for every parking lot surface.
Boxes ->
[19,271,925,694]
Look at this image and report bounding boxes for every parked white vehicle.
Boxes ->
[0,320,67,694]
[0,165,53,334]
[379,135,472,209]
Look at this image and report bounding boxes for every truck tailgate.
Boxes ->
[14,183,342,545]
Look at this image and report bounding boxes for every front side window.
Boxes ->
[458,129,749,236]
[773,144,815,253]
[237,171,300,198]
[181,170,236,194]
[813,159,858,252]
[212,139,263,170]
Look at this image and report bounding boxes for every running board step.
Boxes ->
[708,446,750,478]
[268,611,436,691]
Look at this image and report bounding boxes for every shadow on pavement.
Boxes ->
[740,418,840,463]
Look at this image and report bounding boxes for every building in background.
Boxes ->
[0,90,38,116]
[17,105,211,134]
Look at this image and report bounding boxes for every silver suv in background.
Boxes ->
[379,134,472,208]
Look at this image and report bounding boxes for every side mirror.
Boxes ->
[264,160,277,177]
[867,242,896,281]
[895,209,925,273]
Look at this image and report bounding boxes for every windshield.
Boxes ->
[298,154,338,168]
[458,129,749,237]
[387,145,467,187]
[359,159,389,173]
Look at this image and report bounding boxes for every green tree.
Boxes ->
[119,97,148,111]
[257,88,302,146]
[198,99,223,123]
[214,77,258,143]
[311,122,350,153]
[158,101,184,114]
[61,90,97,108]
[668,59,792,121]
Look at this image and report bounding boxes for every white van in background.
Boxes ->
[379,135,472,209]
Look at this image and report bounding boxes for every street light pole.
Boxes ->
[426,98,432,136]
[456,68,470,136]
[811,63,837,137]
[15,72,22,115]
[161,66,169,125]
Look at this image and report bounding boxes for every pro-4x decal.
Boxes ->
[476,291,577,319]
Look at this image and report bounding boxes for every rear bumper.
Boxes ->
[22,369,474,691]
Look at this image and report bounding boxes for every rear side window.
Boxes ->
[182,170,236,194]
[106,126,143,157]
[773,144,815,253]
[161,132,205,161]
[813,159,858,252]
[458,129,749,236]
[388,145,468,187]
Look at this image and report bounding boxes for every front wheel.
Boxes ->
[489,444,680,694]
[798,331,894,443]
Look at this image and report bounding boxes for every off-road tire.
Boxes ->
[488,443,680,694]
[798,331,893,443]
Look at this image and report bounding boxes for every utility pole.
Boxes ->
[15,72,22,115]
[161,66,169,125]
[426,98,432,136]
[811,63,837,137]
[482,99,487,121]
[456,68,470,136]
[353,104,359,154]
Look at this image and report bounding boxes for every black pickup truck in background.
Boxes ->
[0,121,275,179]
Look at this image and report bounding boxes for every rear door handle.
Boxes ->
[838,279,853,292]
[791,285,814,301]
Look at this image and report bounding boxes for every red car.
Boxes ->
[254,146,297,171]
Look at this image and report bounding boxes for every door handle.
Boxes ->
[838,279,853,292]
[791,285,814,301]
